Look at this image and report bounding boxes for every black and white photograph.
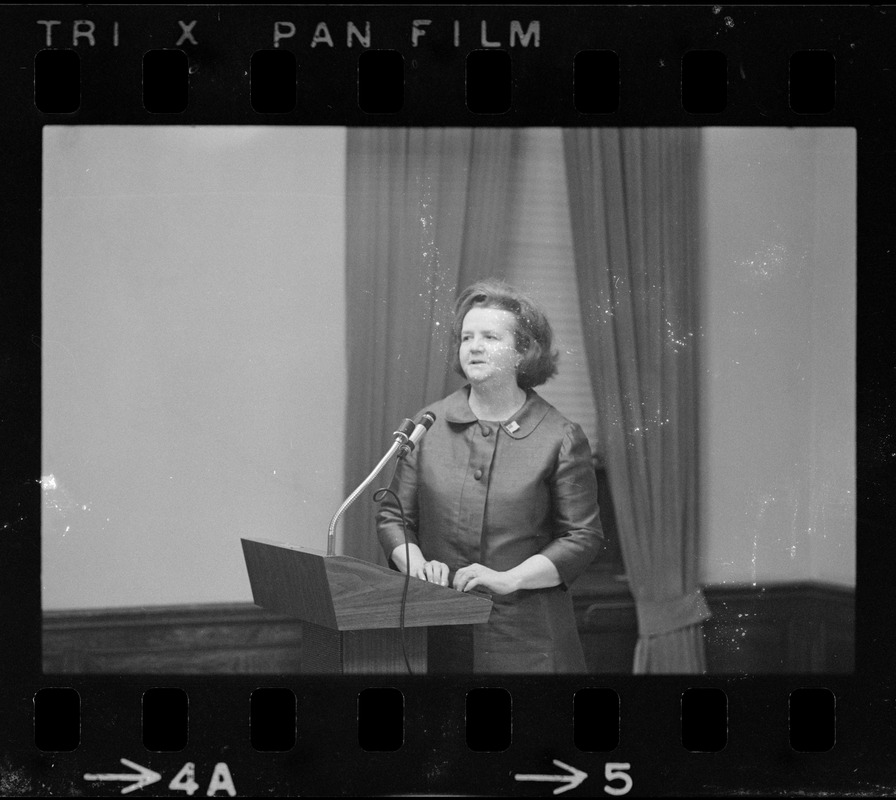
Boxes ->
[40,125,855,677]
[6,3,896,797]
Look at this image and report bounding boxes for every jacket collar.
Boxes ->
[443,385,551,439]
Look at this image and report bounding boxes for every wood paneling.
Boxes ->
[300,623,428,675]
[43,582,853,675]
[43,603,304,674]
[342,627,427,675]
[702,582,855,673]
[572,571,638,674]
[572,579,855,674]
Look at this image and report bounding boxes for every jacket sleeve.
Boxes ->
[538,422,604,587]
[375,444,421,563]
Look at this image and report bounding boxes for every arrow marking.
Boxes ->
[83,758,162,794]
[515,759,588,795]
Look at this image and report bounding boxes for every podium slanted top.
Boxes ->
[241,537,493,631]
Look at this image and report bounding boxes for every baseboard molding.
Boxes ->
[43,581,854,674]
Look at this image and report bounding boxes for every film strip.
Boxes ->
[2,4,891,797]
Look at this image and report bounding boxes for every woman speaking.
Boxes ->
[376,279,603,673]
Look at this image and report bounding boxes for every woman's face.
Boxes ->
[459,306,522,387]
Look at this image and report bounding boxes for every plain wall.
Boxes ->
[42,127,347,609]
[697,128,856,587]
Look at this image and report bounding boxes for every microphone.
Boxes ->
[326,411,436,555]
[398,411,436,458]
[392,418,415,447]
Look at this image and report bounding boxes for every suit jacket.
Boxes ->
[376,385,603,673]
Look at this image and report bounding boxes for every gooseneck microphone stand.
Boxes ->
[325,419,415,556]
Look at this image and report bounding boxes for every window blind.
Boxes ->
[502,129,600,455]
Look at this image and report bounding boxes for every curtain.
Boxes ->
[563,128,710,673]
[342,128,515,564]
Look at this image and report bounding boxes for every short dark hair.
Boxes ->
[450,278,559,390]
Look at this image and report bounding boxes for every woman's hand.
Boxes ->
[414,560,450,587]
[453,555,562,595]
[453,563,520,595]
[389,545,449,586]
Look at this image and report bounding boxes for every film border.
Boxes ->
[1,4,891,797]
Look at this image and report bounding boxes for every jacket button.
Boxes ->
[474,469,483,480]
[481,426,491,437]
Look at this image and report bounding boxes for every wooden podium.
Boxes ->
[241,537,493,674]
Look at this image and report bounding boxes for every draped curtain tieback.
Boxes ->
[633,588,711,638]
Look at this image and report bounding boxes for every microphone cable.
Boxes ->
[373,473,415,676]
[370,411,435,676]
